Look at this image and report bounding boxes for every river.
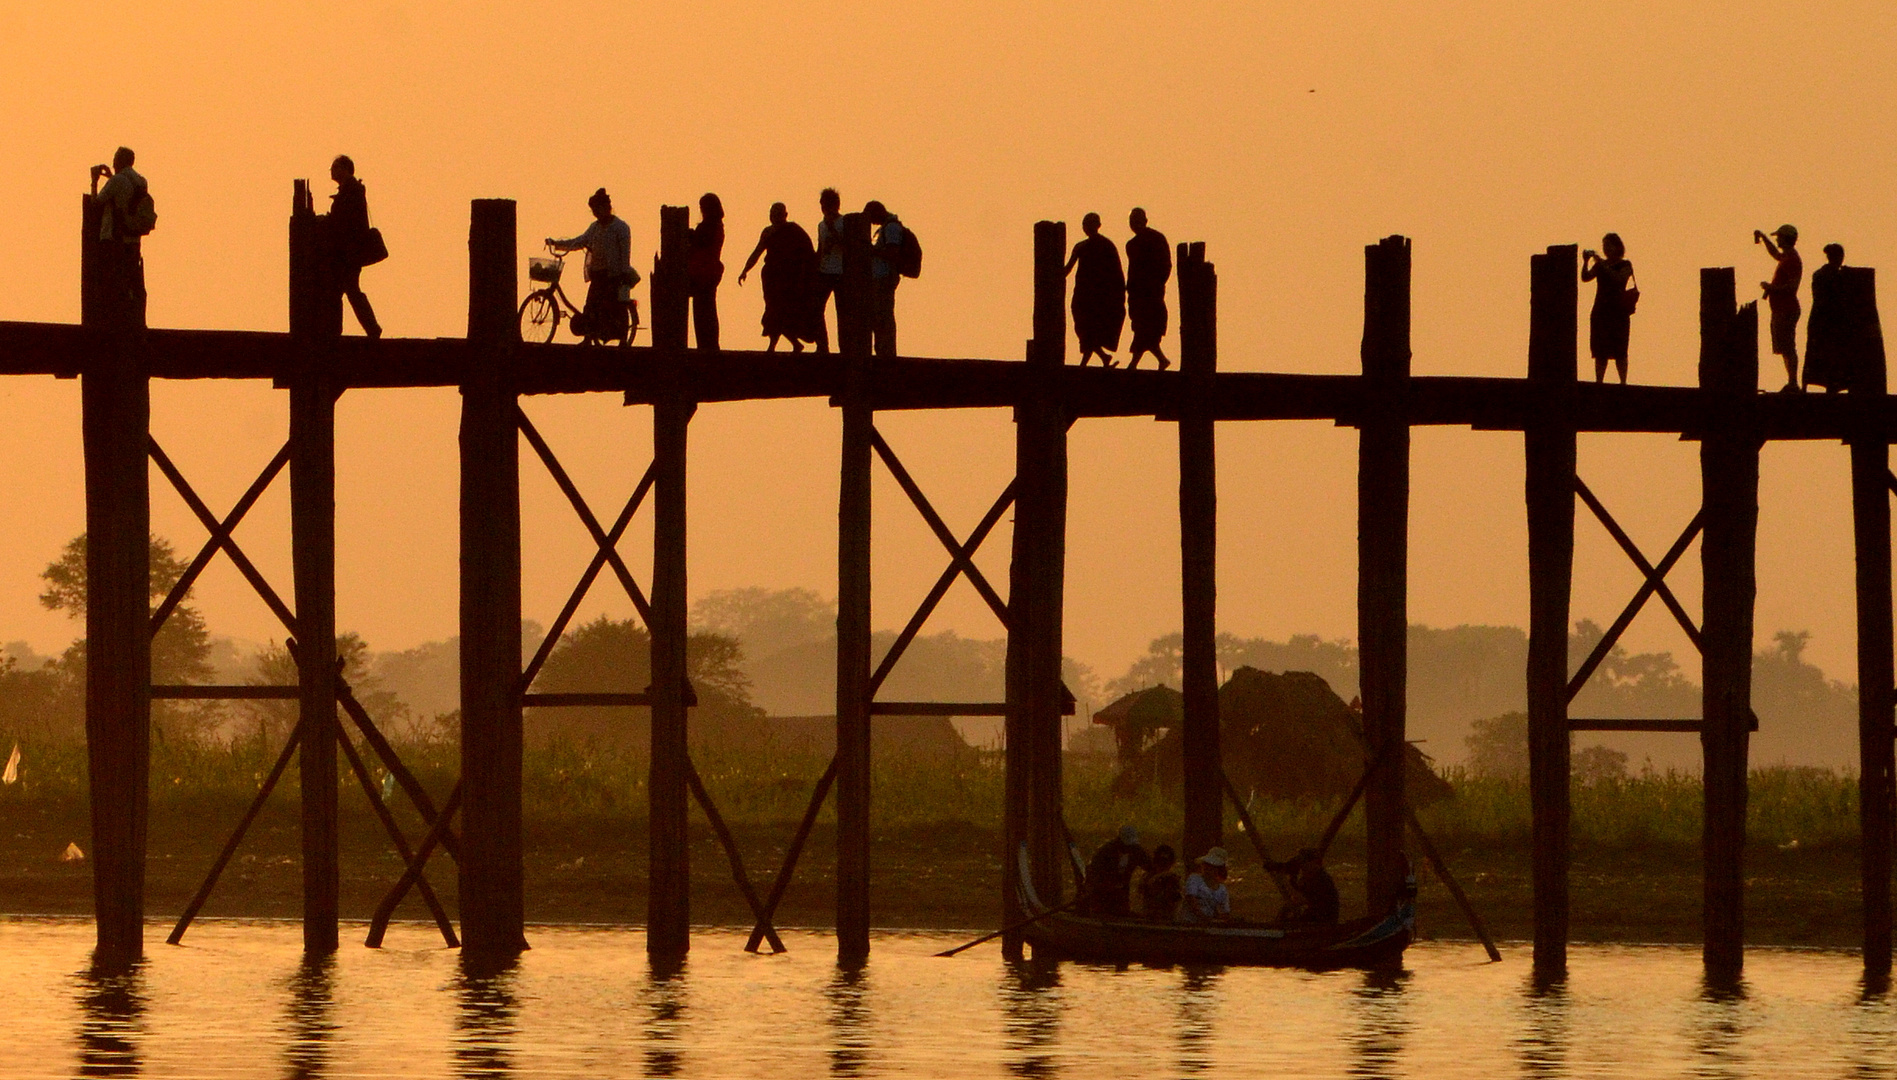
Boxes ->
[5,918,1894,1078]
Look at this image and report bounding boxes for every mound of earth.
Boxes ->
[1109,667,1452,806]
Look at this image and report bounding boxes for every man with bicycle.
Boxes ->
[547,188,634,343]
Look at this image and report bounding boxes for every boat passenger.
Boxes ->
[1138,843,1182,920]
[1265,847,1340,926]
[1083,825,1151,917]
[1180,847,1231,923]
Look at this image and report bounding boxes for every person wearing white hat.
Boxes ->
[1755,223,1804,392]
[1180,846,1232,923]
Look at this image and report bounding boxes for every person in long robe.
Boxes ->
[1581,233,1634,384]
[737,202,818,352]
[1064,212,1126,366]
[1125,207,1172,369]
[688,193,726,352]
[1802,243,1849,393]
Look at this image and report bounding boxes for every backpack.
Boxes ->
[897,224,922,279]
[121,177,157,238]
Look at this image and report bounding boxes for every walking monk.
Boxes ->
[1125,208,1172,370]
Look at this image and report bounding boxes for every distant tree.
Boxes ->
[692,586,834,661]
[1464,711,1528,780]
[239,632,410,746]
[526,615,761,746]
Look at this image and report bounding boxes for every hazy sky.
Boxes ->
[1,2,1894,688]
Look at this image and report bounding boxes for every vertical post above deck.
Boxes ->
[1525,244,1578,978]
[1178,242,1221,866]
[289,180,341,953]
[835,209,875,967]
[648,205,693,965]
[1848,267,1893,983]
[1698,267,1758,983]
[1359,235,1412,916]
[81,193,150,966]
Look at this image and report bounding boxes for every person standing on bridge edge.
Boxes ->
[547,188,633,344]
[688,193,726,352]
[90,146,151,329]
[813,188,845,354]
[1756,223,1804,392]
[736,202,818,353]
[1065,212,1125,366]
[865,201,905,358]
[1124,208,1172,370]
[1802,243,1850,393]
[1581,233,1634,385]
[327,155,382,340]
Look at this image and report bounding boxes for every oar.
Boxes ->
[935,896,1084,958]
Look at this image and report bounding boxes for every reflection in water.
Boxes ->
[1175,967,1223,1075]
[641,963,690,1078]
[453,955,520,1079]
[1346,968,1411,1079]
[826,968,874,1077]
[1514,974,1569,1079]
[75,959,146,1078]
[282,956,338,1080]
[999,957,1063,1078]
[1687,976,1751,1080]
[1847,989,1897,1080]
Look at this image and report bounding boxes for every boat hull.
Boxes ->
[1022,907,1413,969]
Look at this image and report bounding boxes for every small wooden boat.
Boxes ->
[1015,845,1413,969]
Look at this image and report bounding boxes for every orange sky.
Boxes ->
[1,2,1895,692]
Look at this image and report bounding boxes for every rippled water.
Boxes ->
[5,918,1896,1078]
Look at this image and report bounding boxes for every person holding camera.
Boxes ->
[89,146,150,328]
[1756,224,1804,392]
[1581,233,1636,384]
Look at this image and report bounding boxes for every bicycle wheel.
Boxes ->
[519,291,560,344]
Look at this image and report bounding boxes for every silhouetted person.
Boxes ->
[1803,243,1850,393]
[547,187,633,343]
[1264,847,1340,926]
[327,155,381,339]
[1180,847,1231,923]
[689,193,726,352]
[813,188,844,354]
[1756,224,1804,391]
[1138,843,1182,920]
[1581,233,1634,384]
[737,202,818,353]
[1082,825,1151,917]
[1064,212,1125,366]
[89,146,149,328]
[865,201,905,358]
[1124,207,1172,370]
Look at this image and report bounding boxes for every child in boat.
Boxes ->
[1139,844,1182,920]
[1180,847,1231,923]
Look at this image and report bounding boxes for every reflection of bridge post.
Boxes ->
[1359,236,1412,915]
[1525,245,1577,977]
[1005,221,1069,956]
[290,179,342,953]
[1698,267,1758,982]
[835,210,875,966]
[460,198,526,954]
[1849,268,1894,984]
[81,194,151,965]
[648,205,693,963]
[1178,243,1221,865]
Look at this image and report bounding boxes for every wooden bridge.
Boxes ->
[17,186,1897,986]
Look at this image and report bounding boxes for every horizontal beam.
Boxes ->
[522,692,651,708]
[152,684,299,699]
[1571,715,1760,733]
[870,700,1076,717]
[6,318,1895,436]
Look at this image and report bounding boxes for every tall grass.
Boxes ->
[0,731,1869,852]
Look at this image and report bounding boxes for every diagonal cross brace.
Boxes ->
[151,440,290,635]
[870,479,1017,695]
[516,406,654,625]
[746,756,839,953]
[1568,477,1705,702]
[520,463,657,693]
[685,755,786,953]
[869,428,1012,627]
[149,438,298,633]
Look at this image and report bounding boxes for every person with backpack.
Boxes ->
[89,146,153,328]
[327,155,382,339]
[864,200,914,358]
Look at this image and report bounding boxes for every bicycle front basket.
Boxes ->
[527,257,562,284]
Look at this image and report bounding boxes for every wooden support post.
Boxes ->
[1358,235,1411,916]
[835,209,875,967]
[80,195,151,965]
[1004,220,1070,958]
[1698,267,1758,982]
[647,205,693,963]
[459,198,525,955]
[1525,244,1577,977]
[1848,267,1893,983]
[1178,242,1221,864]
[289,180,341,953]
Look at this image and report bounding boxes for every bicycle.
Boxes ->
[518,243,641,346]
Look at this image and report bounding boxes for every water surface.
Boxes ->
[5,918,1895,1078]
